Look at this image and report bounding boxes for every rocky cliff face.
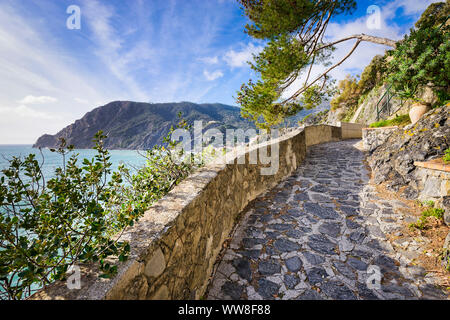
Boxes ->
[367,106,449,199]
[33,101,255,150]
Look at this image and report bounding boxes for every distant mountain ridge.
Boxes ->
[33,101,255,150]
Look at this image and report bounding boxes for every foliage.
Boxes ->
[238,0,356,39]
[0,133,137,300]
[420,200,435,208]
[357,55,387,95]
[0,116,201,300]
[369,114,411,128]
[237,33,335,128]
[236,0,449,128]
[443,147,450,164]
[235,0,360,128]
[330,75,359,111]
[330,54,387,122]
[118,114,204,208]
[387,5,450,105]
[409,207,445,230]
[415,1,450,30]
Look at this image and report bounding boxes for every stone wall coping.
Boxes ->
[363,126,399,131]
[414,159,450,172]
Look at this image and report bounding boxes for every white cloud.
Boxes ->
[199,56,219,64]
[203,70,224,81]
[18,95,57,105]
[0,105,60,120]
[391,0,441,16]
[74,98,90,105]
[0,2,112,143]
[224,43,264,68]
[81,0,150,101]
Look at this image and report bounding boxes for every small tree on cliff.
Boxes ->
[236,0,399,128]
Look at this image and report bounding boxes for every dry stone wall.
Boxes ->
[33,124,360,300]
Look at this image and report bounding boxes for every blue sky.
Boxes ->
[0,0,441,143]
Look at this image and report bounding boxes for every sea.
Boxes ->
[0,145,148,179]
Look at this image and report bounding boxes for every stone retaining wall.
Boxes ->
[413,161,450,225]
[339,122,366,140]
[33,124,359,300]
[304,125,341,146]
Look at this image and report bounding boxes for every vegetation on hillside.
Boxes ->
[386,6,449,105]
[0,117,202,300]
[34,101,255,150]
[369,114,411,128]
[328,53,387,122]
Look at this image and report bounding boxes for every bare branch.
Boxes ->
[318,34,397,52]
[284,39,362,103]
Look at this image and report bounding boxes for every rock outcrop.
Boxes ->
[367,106,449,199]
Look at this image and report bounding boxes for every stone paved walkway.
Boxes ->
[207,140,448,300]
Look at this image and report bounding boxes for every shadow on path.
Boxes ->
[207,140,447,300]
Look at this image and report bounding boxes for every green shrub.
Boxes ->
[444,148,450,164]
[387,10,449,105]
[0,116,201,300]
[409,207,445,230]
[369,114,411,128]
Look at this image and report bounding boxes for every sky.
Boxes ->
[0,0,442,144]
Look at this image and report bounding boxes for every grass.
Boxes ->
[369,114,411,128]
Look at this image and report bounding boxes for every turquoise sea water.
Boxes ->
[0,145,148,179]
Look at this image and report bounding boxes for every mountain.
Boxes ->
[33,101,255,150]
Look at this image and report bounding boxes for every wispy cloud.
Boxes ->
[203,70,224,81]
[0,105,60,120]
[18,95,58,105]
[199,56,219,64]
[224,43,263,68]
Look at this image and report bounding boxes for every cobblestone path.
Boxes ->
[207,140,448,300]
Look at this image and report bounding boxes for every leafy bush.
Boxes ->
[0,116,201,300]
[387,11,449,105]
[118,116,203,209]
[369,114,411,128]
[443,148,450,164]
[330,75,359,111]
[409,207,445,230]
[0,132,137,300]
